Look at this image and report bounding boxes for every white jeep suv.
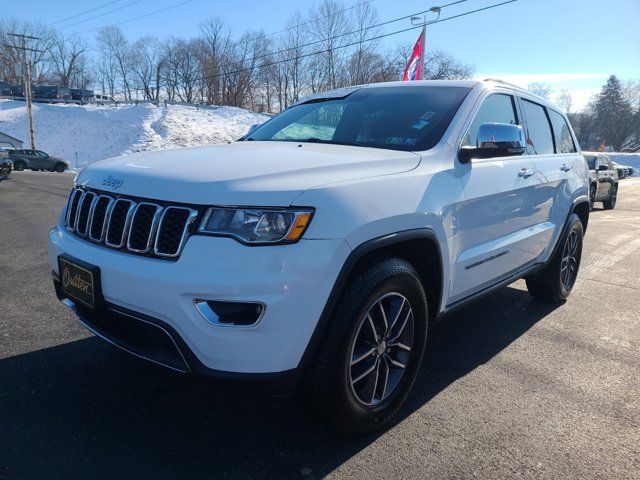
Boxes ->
[49,80,589,434]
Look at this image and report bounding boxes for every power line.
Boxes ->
[197,0,517,83]
[48,0,124,26]
[212,1,469,72]
[73,0,196,34]
[265,0,375,38]
[58,0,146,29]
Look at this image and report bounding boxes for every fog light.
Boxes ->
[194,300,264,327]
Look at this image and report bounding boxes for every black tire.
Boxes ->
[30,168,38,171]
[589,184,596,210]
[13,161,25,171]
[54,163,66,173]
[302,257,428,435]
[526,213,583,303]
[603,184,617,210]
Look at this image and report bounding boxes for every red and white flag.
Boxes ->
[402,30,425,81]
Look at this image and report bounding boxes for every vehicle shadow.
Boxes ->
[1,285,560,479]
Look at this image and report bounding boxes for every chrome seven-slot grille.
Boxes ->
[65,187,199,259]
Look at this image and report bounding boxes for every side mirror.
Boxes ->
[598,164,608,171]
[459,123,526,163]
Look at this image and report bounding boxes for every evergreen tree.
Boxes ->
[594,75,635,151]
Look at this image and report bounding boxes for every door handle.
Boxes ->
[518,168,535,178]
[560,163,572,172]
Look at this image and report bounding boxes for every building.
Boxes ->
[0,131,23,149]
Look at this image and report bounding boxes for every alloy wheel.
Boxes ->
[560,230,579,290]
[349,292,414,407]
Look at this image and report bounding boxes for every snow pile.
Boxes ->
[0,100,268,167]
[606,152,640,176]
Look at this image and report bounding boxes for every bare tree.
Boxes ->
[308,0,350,91]
[199,18,233,105]
[163,38,202,103]
[96,27,133,100]
[0,18,55,84]
[49,33,89,88]
[348,0,381,85]
[556,89,573,114]
[129,36,163,100]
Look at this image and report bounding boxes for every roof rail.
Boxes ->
[482,78,526,91]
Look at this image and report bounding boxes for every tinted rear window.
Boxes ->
[522,99,554,155]
[548,109,576,153]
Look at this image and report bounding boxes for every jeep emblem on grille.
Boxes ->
[102,175,124,189]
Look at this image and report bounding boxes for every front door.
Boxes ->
[449,92,542,304]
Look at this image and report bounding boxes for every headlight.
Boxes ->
[198,207,313,244]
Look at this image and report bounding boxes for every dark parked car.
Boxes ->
[70,89,94,102]
[0,81,11,96]
[611,161,628,179]
[10,84,24,96]
[8,149,70,172]
[0,151,12,179]
[33,85,72,101]
[584,153,618,209]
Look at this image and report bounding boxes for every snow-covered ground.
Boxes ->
[0,100,268,167]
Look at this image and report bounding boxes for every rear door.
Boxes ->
[519,100,577,256]
[450,91,541,304]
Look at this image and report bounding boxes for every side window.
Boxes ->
[548,109,576,153]
[521,99,554,155]
[463,93,518,147]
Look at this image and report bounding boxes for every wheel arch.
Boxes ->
[295,229,444,380]
[572,197,590,233]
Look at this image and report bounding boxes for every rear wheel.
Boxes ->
[589,184,596,210]
[13,161,24,171]
[526,213,583,303]
[303,257,428,435]
[603,184,617,210]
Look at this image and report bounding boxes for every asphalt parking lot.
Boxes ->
[1,171,639,479]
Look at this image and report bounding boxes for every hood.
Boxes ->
[76,141,421,206]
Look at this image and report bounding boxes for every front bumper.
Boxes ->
[49,225,350,376]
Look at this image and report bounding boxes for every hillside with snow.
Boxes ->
[0,100,268,167]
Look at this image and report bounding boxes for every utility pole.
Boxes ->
[6,33,42,150]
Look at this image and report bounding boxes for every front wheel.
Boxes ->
[526,213,583,303]
[603,184,617,210]
[303,258,428,435]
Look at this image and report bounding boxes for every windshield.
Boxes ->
[246,86,470,151]
[584,155,596,169]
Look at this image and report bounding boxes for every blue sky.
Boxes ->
[11,0,640,109]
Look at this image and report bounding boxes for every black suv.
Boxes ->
[70,89,94,102]
[0,81,11,96]
[8,149,70,172]
[584,153,618,209]
[33,85,72,101]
